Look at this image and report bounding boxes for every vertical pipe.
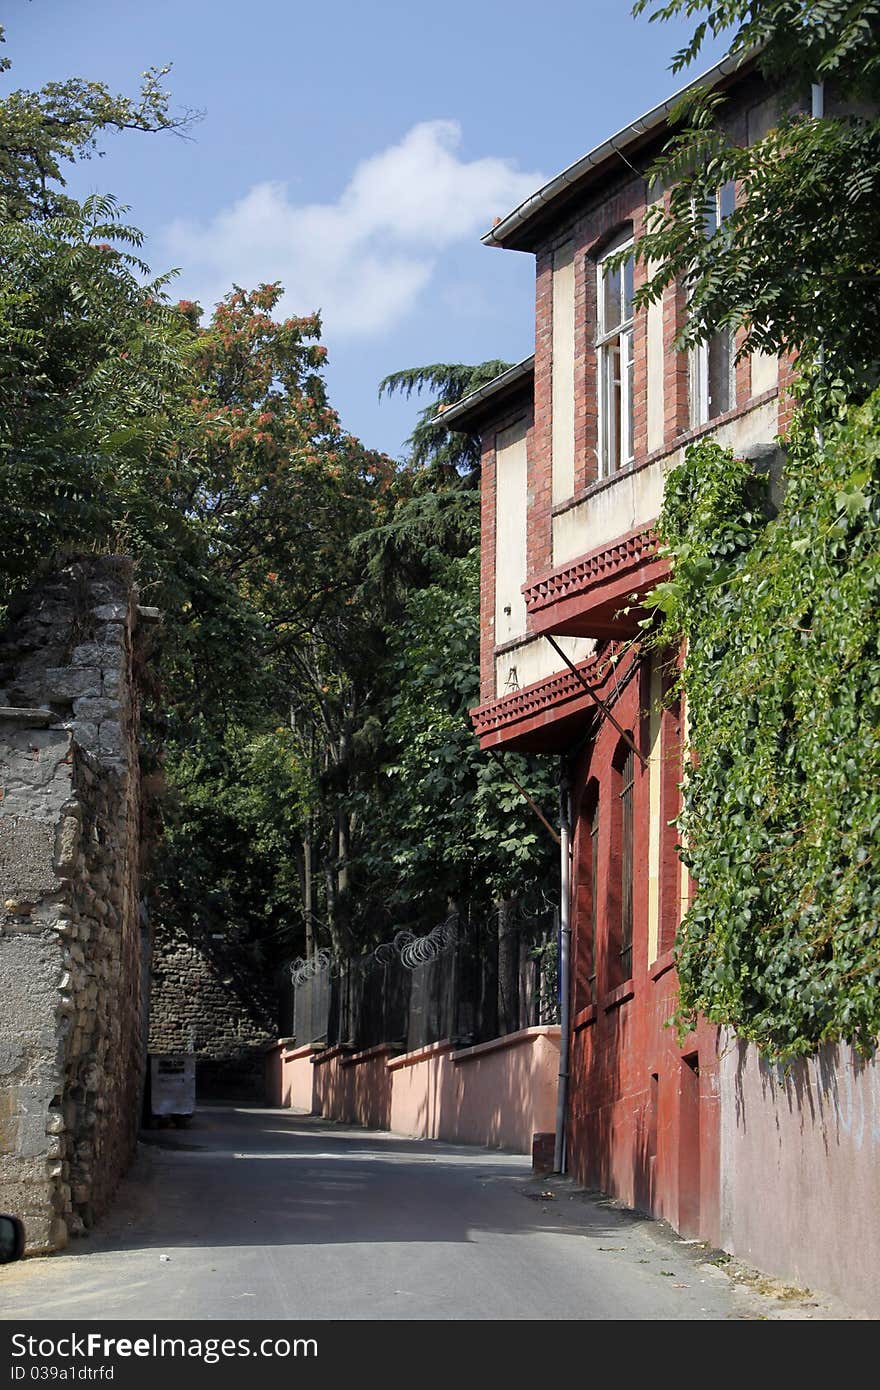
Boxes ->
[812,79,826,451]
[554,759,572,1173]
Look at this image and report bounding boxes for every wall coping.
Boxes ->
[0,706,56,726]
[310,1043,352,1066]
[341,1042,403,1067]
[385,1039,455,1072]
[280,1041,323,1062]
[451,1025,561,1065]
[523,525,659,615]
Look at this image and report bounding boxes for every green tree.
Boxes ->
[0,194,190,604]
[0,25,197,220]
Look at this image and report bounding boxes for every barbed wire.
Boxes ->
[380,914,459,971]
[288,900,559,987]
[289,947,334,988]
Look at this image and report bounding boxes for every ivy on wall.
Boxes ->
[650,385,880,1060]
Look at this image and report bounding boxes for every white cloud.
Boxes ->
[161,121,543,337]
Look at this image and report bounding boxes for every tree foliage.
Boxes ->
[634,0,880,94]
[0,31,558,1007]
[649,384,880,1060]
[0,24,197,220]
[379,360,510,483]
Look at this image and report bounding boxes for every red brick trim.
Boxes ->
[523,524,661,618]
[470,641,641,749]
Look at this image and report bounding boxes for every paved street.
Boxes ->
[0,1107,824,1321]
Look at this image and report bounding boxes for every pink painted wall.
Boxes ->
[444,1028,560,1151]
[388,1027,560,1152]
[267,1027,561,1156]
[265,1041,320,1113]
[312,1043,396,1130]
[720,1036,880,1316]
[387,1040,456,1140]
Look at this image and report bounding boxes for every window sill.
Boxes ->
[645,387,779,464]
[552,460,647,519]
[650,948,676,982]
[603,979,635,1011]
[550,389,781,520]
[573,1004,597,1032]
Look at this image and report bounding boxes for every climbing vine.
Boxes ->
[650,385,880,1060]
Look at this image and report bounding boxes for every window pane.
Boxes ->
[623,254,634,322]
[719,180,736,223]
[623,329,634,463]
[708,329,732,417]
[610,339,621,472]
[602,261,621,333]
[703,193,717,238]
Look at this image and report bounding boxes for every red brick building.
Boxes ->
[444,54,788,1244]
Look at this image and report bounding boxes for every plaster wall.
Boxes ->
[494,634,594,701]
[494,420,529,647]
[552,396,779,566]
[720,1037,880,1316]
[269,1028,561,1155]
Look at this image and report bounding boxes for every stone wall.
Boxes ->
[0,558,152,1250]
[148,921,277,1099]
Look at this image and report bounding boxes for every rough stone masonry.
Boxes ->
[0,557,155,1251]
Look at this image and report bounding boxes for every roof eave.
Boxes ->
[483,50,757,253]
[440,355,535,431]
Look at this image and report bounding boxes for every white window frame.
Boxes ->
[596,236,635,479]
[690,183,736,428]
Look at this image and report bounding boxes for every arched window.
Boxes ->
[613,737,636,982]
[575,779,600,1010]
[597,232,634,476]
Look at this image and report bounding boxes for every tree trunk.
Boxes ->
[497,896,519,1036]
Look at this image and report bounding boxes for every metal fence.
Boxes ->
[288,906,558,1054]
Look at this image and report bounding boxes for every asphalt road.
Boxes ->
[0,1107,809,1321]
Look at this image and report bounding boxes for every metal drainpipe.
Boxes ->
[554,759,572,1174]
[812,79,826,451]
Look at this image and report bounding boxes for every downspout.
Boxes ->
[812,79,826,451]
[554,758,572,1174]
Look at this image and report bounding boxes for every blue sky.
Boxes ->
[7,0,724,458]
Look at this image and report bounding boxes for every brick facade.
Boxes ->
[449,60,784,1246]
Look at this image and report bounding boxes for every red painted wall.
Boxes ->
[565,657,720,1245]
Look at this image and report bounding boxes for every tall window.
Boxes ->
[597,237,634,476]
[618,744,635,980]
[691,181,735,426]
[589,798,599,1005]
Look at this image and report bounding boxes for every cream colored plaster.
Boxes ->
[495,634,594,701]
[494,421,528,646]
[552,397,779,566]
[551,242,576,504]
[750,350,778,397]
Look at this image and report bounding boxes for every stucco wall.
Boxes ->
[552,396,779,567]
[270,1027,561,1156]
[720,1036,880,1316]
[494,633,593,700]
